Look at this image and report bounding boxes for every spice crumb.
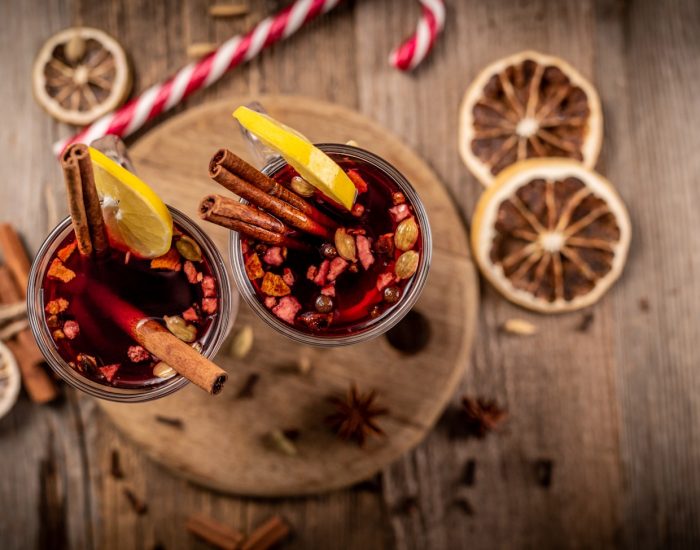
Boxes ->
[154,415,184,429]
[236,373,260,399]
[462,459,476,486]
[123,488,148,515]
[534,459,554,488]
[111,449,124,479]
[577,312,594,332]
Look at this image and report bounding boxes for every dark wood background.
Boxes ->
[1,0,699,548]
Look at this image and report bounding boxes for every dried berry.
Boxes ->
[394,217,419,251]
[383,286,401,304]
[370,305,383,319]
[298,311,333,330]
[63,320,80,339]
[128,345,151,363]
[76,353,98,374]
[45,297,69,315]
[351,203,365,217]
[175,235,203,262]
[334,228,357,262]
[254,243,268,255]
[46,315,62,329]
[164,315,197,343]
[291,175,315,197]
[315,294,334,313]
[395,251,419,279]
[320,243,338,259]
[376,233,394,256]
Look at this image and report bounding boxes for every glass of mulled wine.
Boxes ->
[228,143,432,347]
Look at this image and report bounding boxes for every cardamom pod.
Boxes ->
[502,318,537,335]
[395,250,419,279]
[164,315,197,343]
[334,228,357,262]
[229,325,254,358]
[175,235,203,262]
[394,217,419,251]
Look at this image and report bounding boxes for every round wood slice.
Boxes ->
[98,96,479,496]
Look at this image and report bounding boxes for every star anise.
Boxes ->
[461,396,508,438]
[325,385,388,447]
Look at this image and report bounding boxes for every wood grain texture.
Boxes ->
[98,95,478,496]
[1,0,700,548]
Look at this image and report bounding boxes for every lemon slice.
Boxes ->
[233,106,357,210]
[88,147,172,258]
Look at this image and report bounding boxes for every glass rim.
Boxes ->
[229,143,432,347]
[27,206,236,402]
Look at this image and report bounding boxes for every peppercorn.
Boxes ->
[315,294,334,313]
[383,286,401,304]
[255,243,268,255]
[320,243,338,259]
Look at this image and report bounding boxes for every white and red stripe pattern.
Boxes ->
[53,0,342,156]
[389,0,445,71]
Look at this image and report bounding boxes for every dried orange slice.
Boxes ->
[460,51,603,186]
[32,27,131,125]
[471,159,630,313]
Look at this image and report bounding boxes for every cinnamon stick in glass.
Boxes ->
[199,194,311,251]
[209,156,333,240]
[0,265,58,403]
[211,148,337,229]
[60,143,109,256]
[86,280,228,394]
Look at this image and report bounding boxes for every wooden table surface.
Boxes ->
[2,0,699,548]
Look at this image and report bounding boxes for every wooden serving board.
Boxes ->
[98,96,479,496]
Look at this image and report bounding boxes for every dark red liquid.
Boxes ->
[242,154,422,336]
[41,224,218,388]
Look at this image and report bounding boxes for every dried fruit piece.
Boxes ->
[164,315,197,343]
[264,296,277,309]
[395,251,419,279]
[100,364,120,383]
[46,315,62,329]
[347,170,369,194]
[392,192,406,205]
[153,362,176,379]
[183,261,200,284]
[45,298,69,315]
[291,175,315,197]
[57,241,77,262]
[128,345,151,363]
[327,257,348,282]
[356,235,375,270]
[376,272,396,291]
[389,204,410,223]
[263,246,285,266]
[150,248,181,271]
[394,217,419,251]
[52,329,65,340]
[351,203,365,217]
[175,235,203,262]
[182,306,200,322]
[47,258,76,283]
[282,267,295,287]
[230,325,254,359]
[321,284,336,297]
[273,296,301,324]
[261,272,291,297]
[245,253,264,280]
[201,275,217,297]
[201,297,218,314]
[334,228,357,262]
[471,158,631,312]
[63,320,80,339]
[502,318,537,335]
[459,51,603,186]
[313,260,331,286]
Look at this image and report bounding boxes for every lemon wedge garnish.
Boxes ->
[233,106,357,210]
[88,147,172,258]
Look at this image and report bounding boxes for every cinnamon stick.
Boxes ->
[200,195,287,234]
[0,224,31,296]
[60,143,109,256]
[186,514,244,550]
[212,148,338,229]
[209,162,333,240]
[199,196,311,252]
[86,280,227,394]
[241,515,291,550]
[0,266,58,403]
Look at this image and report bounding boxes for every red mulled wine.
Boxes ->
[40,225,220,388]
[241,154,422,335]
